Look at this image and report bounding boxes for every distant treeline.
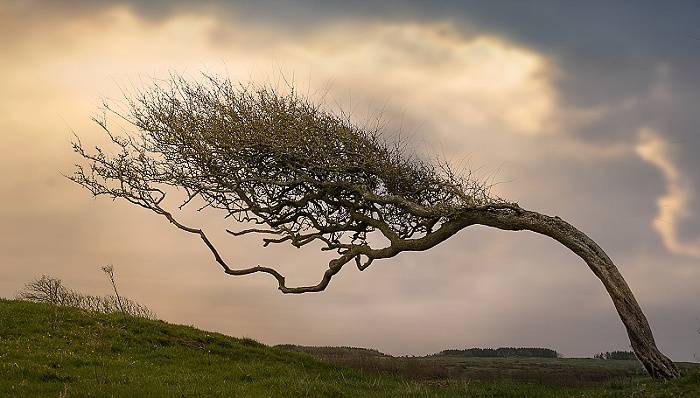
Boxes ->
[593,351,636,360]
[436,347,560,358]
[276,345,388,359]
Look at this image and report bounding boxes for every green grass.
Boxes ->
[276,346,654,385]
[0,299,698,397]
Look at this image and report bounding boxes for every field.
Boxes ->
[1,299,699,397]
[278,345,700,388]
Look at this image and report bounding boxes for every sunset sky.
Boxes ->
[1,1,699,360]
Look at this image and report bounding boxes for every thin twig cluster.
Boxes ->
[70,75,505,293]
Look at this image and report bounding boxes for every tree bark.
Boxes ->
[465,205,680,380]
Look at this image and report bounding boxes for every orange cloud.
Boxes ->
[636,128,700,257]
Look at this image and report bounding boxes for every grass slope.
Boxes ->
[0,299,697,397]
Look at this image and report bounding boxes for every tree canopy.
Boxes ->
[71,75,506,293]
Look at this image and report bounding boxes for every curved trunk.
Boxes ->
[465,205,680,380]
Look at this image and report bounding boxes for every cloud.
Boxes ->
[2,4,699,361]
[636,128,700,257]
[282,22,556,137]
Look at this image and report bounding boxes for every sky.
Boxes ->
[1,1,699,360]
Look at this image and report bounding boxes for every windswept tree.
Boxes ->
[70,76,679,380]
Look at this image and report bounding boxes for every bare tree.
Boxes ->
[69,75,679,380]
[17,275,82,307]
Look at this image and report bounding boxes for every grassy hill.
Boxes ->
[1,299,698,397]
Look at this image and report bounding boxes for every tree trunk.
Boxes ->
[466,205,680,380]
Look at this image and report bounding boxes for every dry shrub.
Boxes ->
[17,274,155,319]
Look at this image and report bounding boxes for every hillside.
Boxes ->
[1,299,698,397]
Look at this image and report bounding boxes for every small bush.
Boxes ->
[16,273,155,319]
[594,351,637,360]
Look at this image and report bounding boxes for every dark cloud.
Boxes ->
[24,1,700,138]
